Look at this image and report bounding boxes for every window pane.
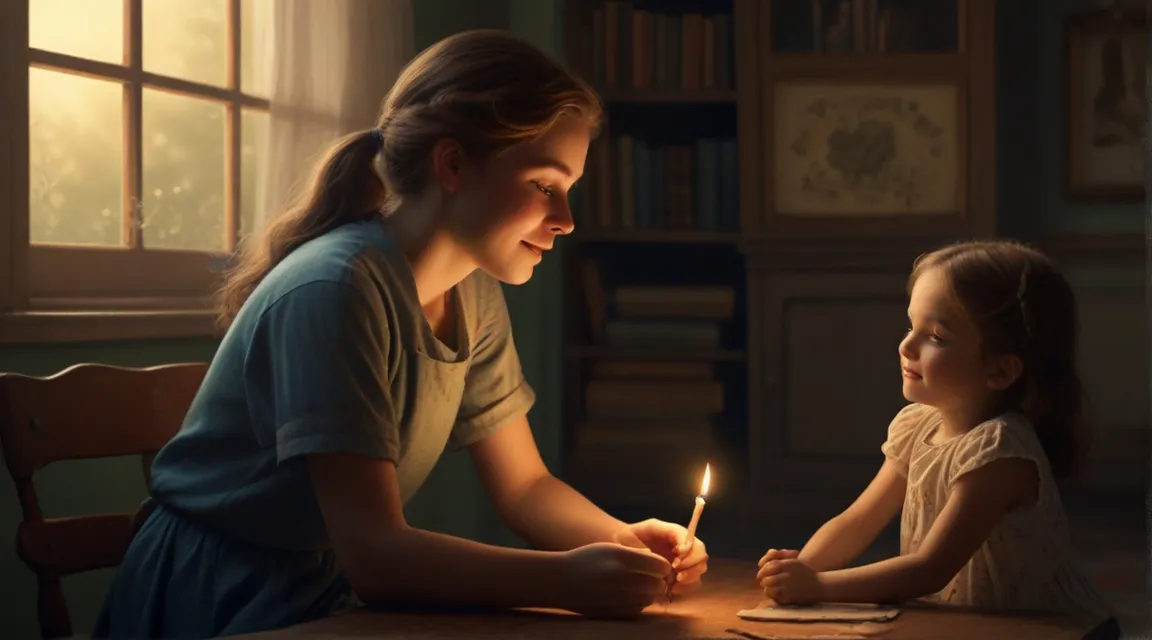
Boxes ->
[240,0,273,96]
[30,0,124,64]
[141,89,226,252]
[143,0,227,87]
[240,109,269,240]
[29,68,124,247]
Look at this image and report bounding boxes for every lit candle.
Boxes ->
[668,463,711,602]
[679,463,711,565]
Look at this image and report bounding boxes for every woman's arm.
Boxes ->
[468,415,629,550]
[795,460,908,571]
[816,456,1039,603]
[307,452,565,609]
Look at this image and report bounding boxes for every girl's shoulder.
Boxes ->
[881,403,940,466]
[962,412,1041,452]
[887,402,940,439]
[947,412,1047,484]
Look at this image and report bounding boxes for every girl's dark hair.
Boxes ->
[215,29,603,326]
[909,240,1085,481]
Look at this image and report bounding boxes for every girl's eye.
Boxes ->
[532,181,554,197]
[928,335,944,344]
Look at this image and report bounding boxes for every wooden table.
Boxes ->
[237,559,1099,639]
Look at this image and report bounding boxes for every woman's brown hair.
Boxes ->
[909,240,1085,481]
[215,29,603,326]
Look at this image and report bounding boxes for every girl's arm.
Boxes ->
[796,460,908,571]
[307,452,567,610]
[817,456,1039,603]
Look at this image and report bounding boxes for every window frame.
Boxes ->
[0,0,269,344]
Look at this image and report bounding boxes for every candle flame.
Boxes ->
[700,463,711,496]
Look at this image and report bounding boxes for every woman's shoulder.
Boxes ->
[259,220,408,303]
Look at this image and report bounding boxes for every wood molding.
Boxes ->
[0,308,222,344]
[742,237,939,272]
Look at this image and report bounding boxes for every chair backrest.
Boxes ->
[0,362,208,639]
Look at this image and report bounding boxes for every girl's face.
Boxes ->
[898,267,997,414]
[444,115,591,285]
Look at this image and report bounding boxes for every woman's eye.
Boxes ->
[532,181,554,197]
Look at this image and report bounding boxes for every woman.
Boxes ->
[94,30,709,638]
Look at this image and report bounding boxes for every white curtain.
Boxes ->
[253,0,415,228]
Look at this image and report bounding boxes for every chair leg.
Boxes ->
[38,577,72,639]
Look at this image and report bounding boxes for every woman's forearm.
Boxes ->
[818,554,944,604]
[798,514,882,571]
[353,525,565,610]
[502,474,628,550]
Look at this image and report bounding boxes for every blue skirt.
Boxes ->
[93,504,359,638]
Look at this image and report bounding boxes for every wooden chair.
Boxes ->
[0,363,208,639]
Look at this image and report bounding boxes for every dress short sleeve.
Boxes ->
[880,403,933,476]
[450,277,536,449]
[947,415,1042,491]
[246,280,400,464]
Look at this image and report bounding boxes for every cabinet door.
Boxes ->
[748,269,910,499]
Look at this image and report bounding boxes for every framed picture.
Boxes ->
[772,80,964,217]
[1067,9,1146,201]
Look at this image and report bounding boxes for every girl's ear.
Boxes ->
[985,353,1023,391]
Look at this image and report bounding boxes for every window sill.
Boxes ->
[0,308,222,344]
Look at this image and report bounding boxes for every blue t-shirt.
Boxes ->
[94,218,535,637]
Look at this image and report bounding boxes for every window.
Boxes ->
[0,0,272,342]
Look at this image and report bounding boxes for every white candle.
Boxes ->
[685,495,706,542]
[673,464,711,570]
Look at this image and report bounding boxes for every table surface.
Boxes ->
[237,558,1098,640]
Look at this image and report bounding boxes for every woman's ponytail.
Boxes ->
[215,128,386,327]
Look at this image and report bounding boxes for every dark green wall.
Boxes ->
[997,0,1144,239]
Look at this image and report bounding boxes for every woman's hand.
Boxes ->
[612,519,709,596]
[552,542,670,619]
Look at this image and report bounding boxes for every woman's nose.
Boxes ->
[549,198,575,235]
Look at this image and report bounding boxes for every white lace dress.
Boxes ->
[880,403,1113,622]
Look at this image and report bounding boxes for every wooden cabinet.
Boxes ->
[735,0,998,241]
[728,0,1000,521]
[558,0,1003,521]
[745,247,923,517]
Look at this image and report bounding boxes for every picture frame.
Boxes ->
[1066,8,1146,201]
[772,79,965,218]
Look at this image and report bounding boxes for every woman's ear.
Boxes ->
[430,138,464,193]
[986,353,1024,391]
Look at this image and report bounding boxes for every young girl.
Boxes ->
[94,30,707,638]
[756,241,1116,629]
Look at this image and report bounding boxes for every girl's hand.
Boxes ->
[758,548,800,568]
[758,558,824,605]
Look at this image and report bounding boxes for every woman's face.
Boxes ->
[443,115,591,285]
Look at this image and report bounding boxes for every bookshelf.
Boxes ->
[559,0,998,523]
[559,0,746,516]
